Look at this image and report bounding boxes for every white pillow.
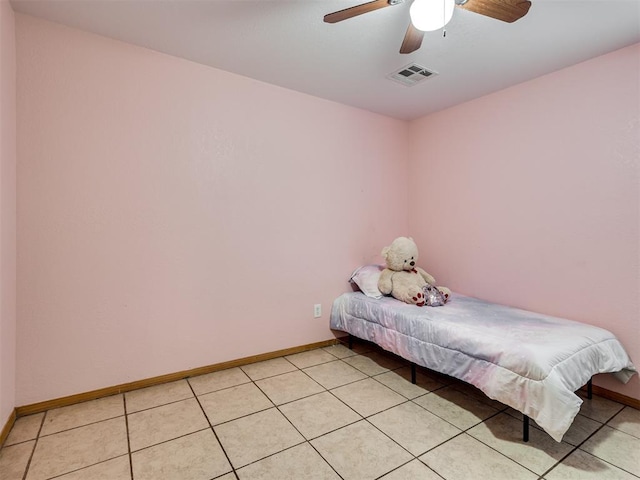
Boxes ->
[349,265,384,299]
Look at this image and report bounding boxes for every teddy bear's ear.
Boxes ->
[381,246,390,259]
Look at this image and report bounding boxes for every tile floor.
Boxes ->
[1,341,639,480]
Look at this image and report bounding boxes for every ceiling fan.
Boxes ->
[324,0,531,54]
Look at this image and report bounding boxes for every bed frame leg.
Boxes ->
[411,363,416,384]
[348,334,353,350]
[523,415,530,442]
[587,378,592,399]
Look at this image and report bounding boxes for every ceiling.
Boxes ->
[10,0,640,120]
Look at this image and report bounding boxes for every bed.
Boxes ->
[330,289,637,442]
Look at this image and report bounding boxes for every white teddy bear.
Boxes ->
[377,236,450,306]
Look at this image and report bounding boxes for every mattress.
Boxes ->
[330,292,637,442]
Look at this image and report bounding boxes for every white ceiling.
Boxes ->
[10,0,640,120]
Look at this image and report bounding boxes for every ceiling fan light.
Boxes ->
[410,0,455,32]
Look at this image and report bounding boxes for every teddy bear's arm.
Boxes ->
[377,269,394,295]
[416,267,436,286]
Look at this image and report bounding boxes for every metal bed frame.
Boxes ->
[347,333,592,442]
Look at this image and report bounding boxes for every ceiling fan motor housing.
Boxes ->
[325,0,532,54]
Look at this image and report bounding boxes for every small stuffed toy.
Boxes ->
[422,284,447,307]
[377,236,450,307]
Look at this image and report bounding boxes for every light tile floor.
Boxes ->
[1,341,639,480]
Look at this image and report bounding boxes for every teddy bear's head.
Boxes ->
[381,236,420,272]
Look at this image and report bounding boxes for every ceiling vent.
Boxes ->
[387,63,437,87]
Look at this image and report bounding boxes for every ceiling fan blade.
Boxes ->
[324,0,391,23]
[400,22,424,54]
[457,0,531,23]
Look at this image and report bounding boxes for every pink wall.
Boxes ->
[409,43,640,399]
[13,13,639,407]
[0,0,17,428]
[15,15,409,405]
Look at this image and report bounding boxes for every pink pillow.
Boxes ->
[349,265,384,299]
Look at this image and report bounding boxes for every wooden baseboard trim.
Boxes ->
[1,409,17,448]
[584,384,640,410]
[13,337,637,420]
[16,339,339,417]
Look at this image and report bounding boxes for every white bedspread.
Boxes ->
[330,292,637,442]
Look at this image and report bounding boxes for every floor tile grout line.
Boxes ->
[285,355,342,369]
[122,356,360,448]
[407,394,476,433]
[200,368,280,429]
[602,404,628,424]
[122,394,134,480]
[4,345,636,479]
[283,350,344,370]
[472,401,634,480]
[363,399,504,479]
[246,360,347,478]
[604,423,640,441]
[298,386,367,441]
[372,458,415,480]
[253,369,326,403]
[220,372,328,476]
[537,442,582,480]
[577,393,626,424]
[550,422,640,479]
[356,342,635,478]
[330,343,497,467]
[186,380,239,479]
[0,438,32,448]
[128,426,212,454]
[272,401,347,480]
[380,381,559,478]
[539,419,613,480]
[20,409,46,480]
[297,366,434,475]
[41,414,133,477]
[464,424,549,478]
[361,397,420,422]
[374,456,446,480]
[369,370,448,401]
[305,352,418,390]
[460,406,595,479]
[358,395,485,466]
[362,411,422,460]
[18,399,131,480]
[210,356,450,439]
[574,450,640,479]
[229,437,338,478]
[340,360,405,378]
[205,405,275,429]
[301,361,369,390]
[187,350,344,397]
[43,454,130,480]
[36,413,126,439]
[417,457,449,480]
[299,416,364,444]
[303,442,346,480]
[238,355,300,383]
[125,394,196,415]
[419,430,470,460]
[188,378,253,398]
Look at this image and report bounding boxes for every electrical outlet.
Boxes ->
[313,304,322,318]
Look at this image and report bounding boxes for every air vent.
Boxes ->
[387,63,438,87]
